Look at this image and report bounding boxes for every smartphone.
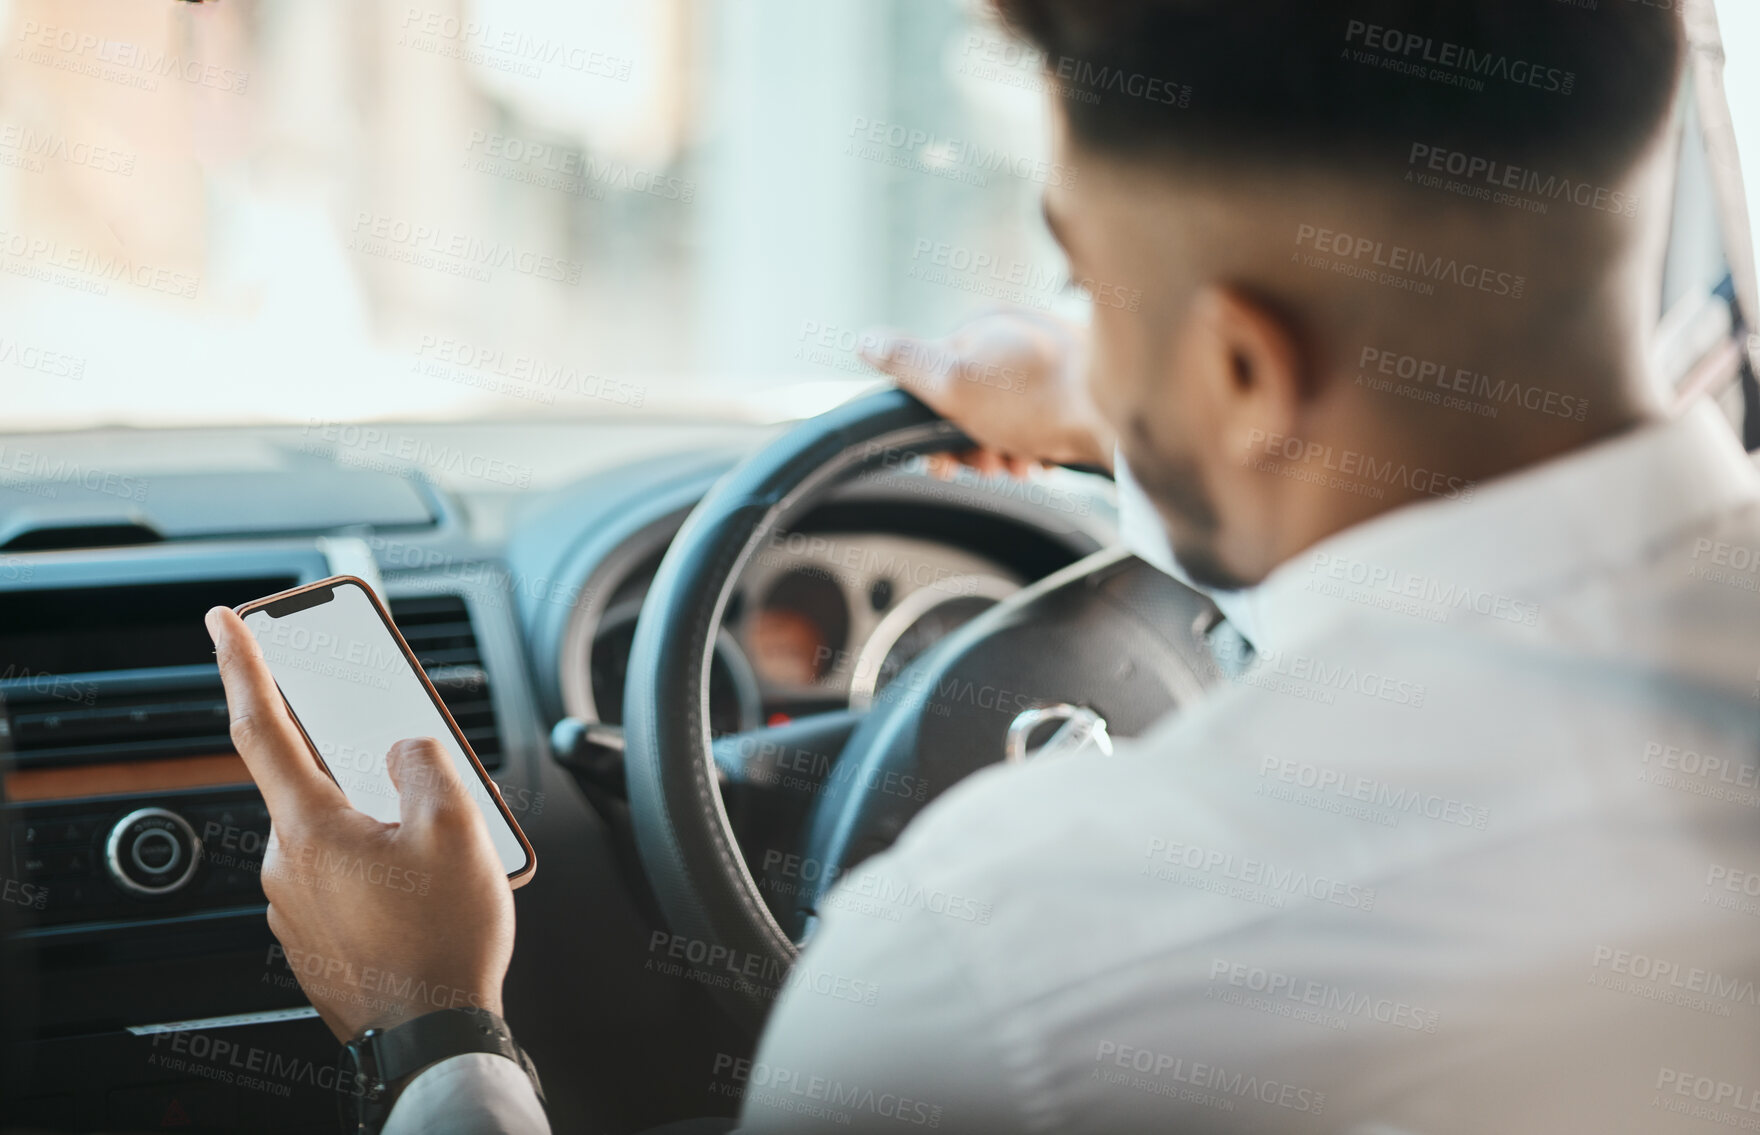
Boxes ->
[235,576,535,886]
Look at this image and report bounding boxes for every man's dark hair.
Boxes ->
[991,0,1685,185]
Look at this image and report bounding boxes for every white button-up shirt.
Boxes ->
[741,401,1760,1133]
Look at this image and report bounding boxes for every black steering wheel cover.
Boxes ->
[621,389,968,1027]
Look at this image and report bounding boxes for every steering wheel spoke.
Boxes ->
[706,710,866,936]
[710,709,865,794]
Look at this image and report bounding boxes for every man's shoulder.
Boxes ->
[826,691,1299,961]
[877,692,1260,879]
[815,687,1414,1042]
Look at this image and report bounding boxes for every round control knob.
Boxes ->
[106,808,201,896]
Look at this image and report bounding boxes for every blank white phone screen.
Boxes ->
[241,581,527,875]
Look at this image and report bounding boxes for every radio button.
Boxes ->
[105,808,201,896]
[131,832,178,873]
[19,816,98,848]
[43,848,95,877]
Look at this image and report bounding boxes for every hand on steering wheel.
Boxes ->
[859,309,1115,477]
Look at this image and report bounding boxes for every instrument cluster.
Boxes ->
[575,529,1022,729]
[731,530,1020,719]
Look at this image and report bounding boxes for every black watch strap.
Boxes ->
[341,1007,545,1134]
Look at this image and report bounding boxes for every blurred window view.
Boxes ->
[0,0,1088,430]
[0,0,1755,432]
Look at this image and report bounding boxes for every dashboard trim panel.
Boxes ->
[5,754,250,802]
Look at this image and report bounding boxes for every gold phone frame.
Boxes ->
[234,575,536,888]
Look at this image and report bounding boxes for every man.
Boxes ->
[206,0,1760,1130]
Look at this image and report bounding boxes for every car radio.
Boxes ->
[12,788,272,926]
[0,543,335,936]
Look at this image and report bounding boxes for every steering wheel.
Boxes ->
[621,389,1219,1029]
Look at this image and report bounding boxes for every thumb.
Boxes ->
[858,327,955,400]
[385,737,473,827]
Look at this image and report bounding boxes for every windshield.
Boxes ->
[1,0,1757,434]
[0,0,1088,432]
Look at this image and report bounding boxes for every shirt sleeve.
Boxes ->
[382,1052,551,1135]
[736,851,1028,1134]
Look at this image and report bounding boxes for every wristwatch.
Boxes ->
[339,1006,546,1134]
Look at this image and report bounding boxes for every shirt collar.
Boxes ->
[1243,399,1760,656]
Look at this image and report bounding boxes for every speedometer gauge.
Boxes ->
[747,568,849,686]
[847,575,1019,709]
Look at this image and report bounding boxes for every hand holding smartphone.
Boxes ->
[235,576,534,884]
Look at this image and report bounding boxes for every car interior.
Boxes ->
[1,1,1757,1133]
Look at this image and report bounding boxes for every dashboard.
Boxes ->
[0,415,1117,1133]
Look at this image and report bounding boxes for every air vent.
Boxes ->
[1,667,231,768]
[389,595,504,770]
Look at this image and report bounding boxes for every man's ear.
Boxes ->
[1185,285,1308,462]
